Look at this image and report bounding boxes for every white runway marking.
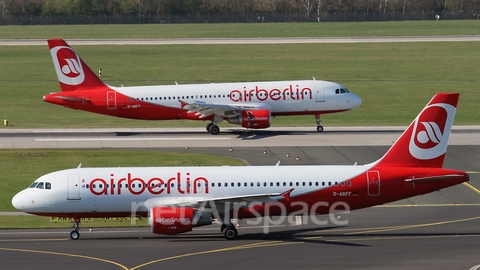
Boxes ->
[35,137,231,141]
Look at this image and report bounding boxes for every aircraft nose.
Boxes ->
[349,93,362,109]
[12,191,25,210]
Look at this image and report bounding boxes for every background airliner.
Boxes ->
[12,93,468,240]
[45,39,361,134]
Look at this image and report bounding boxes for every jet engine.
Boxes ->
[149,207,212,235]
[228,110,271,129]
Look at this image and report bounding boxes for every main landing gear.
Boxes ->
[206,122,220,135]
[315,113,324,132]
[220,223,238,240]
[70,218,81,240]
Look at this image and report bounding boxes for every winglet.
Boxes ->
[280,188,294,201]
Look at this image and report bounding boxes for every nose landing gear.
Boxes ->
[70,217,81,240]
[315,113,324,132]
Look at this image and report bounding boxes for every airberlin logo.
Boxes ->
[230,85,312,102]
[409,103,456,160]
[88,172,209,196]
[50,46,85,86]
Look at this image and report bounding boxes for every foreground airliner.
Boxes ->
[12,93,468,240]
[44,39,361,134]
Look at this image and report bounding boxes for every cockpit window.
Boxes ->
[45,182,51,190]
[36,182,44,189]
[29,182,38,188]
[335,88,350,94]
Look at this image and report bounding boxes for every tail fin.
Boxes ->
[376,93,459,168]
[48,39,107,92]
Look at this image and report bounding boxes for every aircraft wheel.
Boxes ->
[316,126,324,132]
[206,122,214,132]
[209,125,220,135]
[222,226,238,240]
[70,230,80,240]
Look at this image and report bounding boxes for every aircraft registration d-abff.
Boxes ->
[44,39,361,134]
[13,93,468,240]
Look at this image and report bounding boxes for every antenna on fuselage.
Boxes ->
[312,76,316,80]
[175,81,179,85]
[77,163,82,168]
[275,161,281,166]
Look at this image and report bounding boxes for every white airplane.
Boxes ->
[44,39,361,134]
[12,93,468,240]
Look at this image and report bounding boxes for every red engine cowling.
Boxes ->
[149,207,193,235]
[228,110,270,129]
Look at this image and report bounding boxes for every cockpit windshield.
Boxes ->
[335,88,350,94]
[28,182,51,189]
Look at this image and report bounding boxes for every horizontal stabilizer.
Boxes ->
[52,95,90,102]
[404,174,465,182]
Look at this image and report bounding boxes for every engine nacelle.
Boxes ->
[149,207,212,235]
[228,109,271,129]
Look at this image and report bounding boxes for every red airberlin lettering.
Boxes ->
[88,172,209,196]
[229,85,312,102]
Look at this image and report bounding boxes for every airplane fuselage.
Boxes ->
[13,164,466,219]
[43,80,361,121]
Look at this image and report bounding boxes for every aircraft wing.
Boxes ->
[196,188,294,206]
[144,189,294,209]
[179,100,272,118]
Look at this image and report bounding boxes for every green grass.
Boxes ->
[0,149,245,212]
[1,21,480,39]
[0,41,479,128]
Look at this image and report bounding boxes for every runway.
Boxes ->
[1,127,480,269]
[1,126,480,149]
[2,35,480,46]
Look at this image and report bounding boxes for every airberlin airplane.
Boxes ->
[12,93,468,240]
[44,39,361,134]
